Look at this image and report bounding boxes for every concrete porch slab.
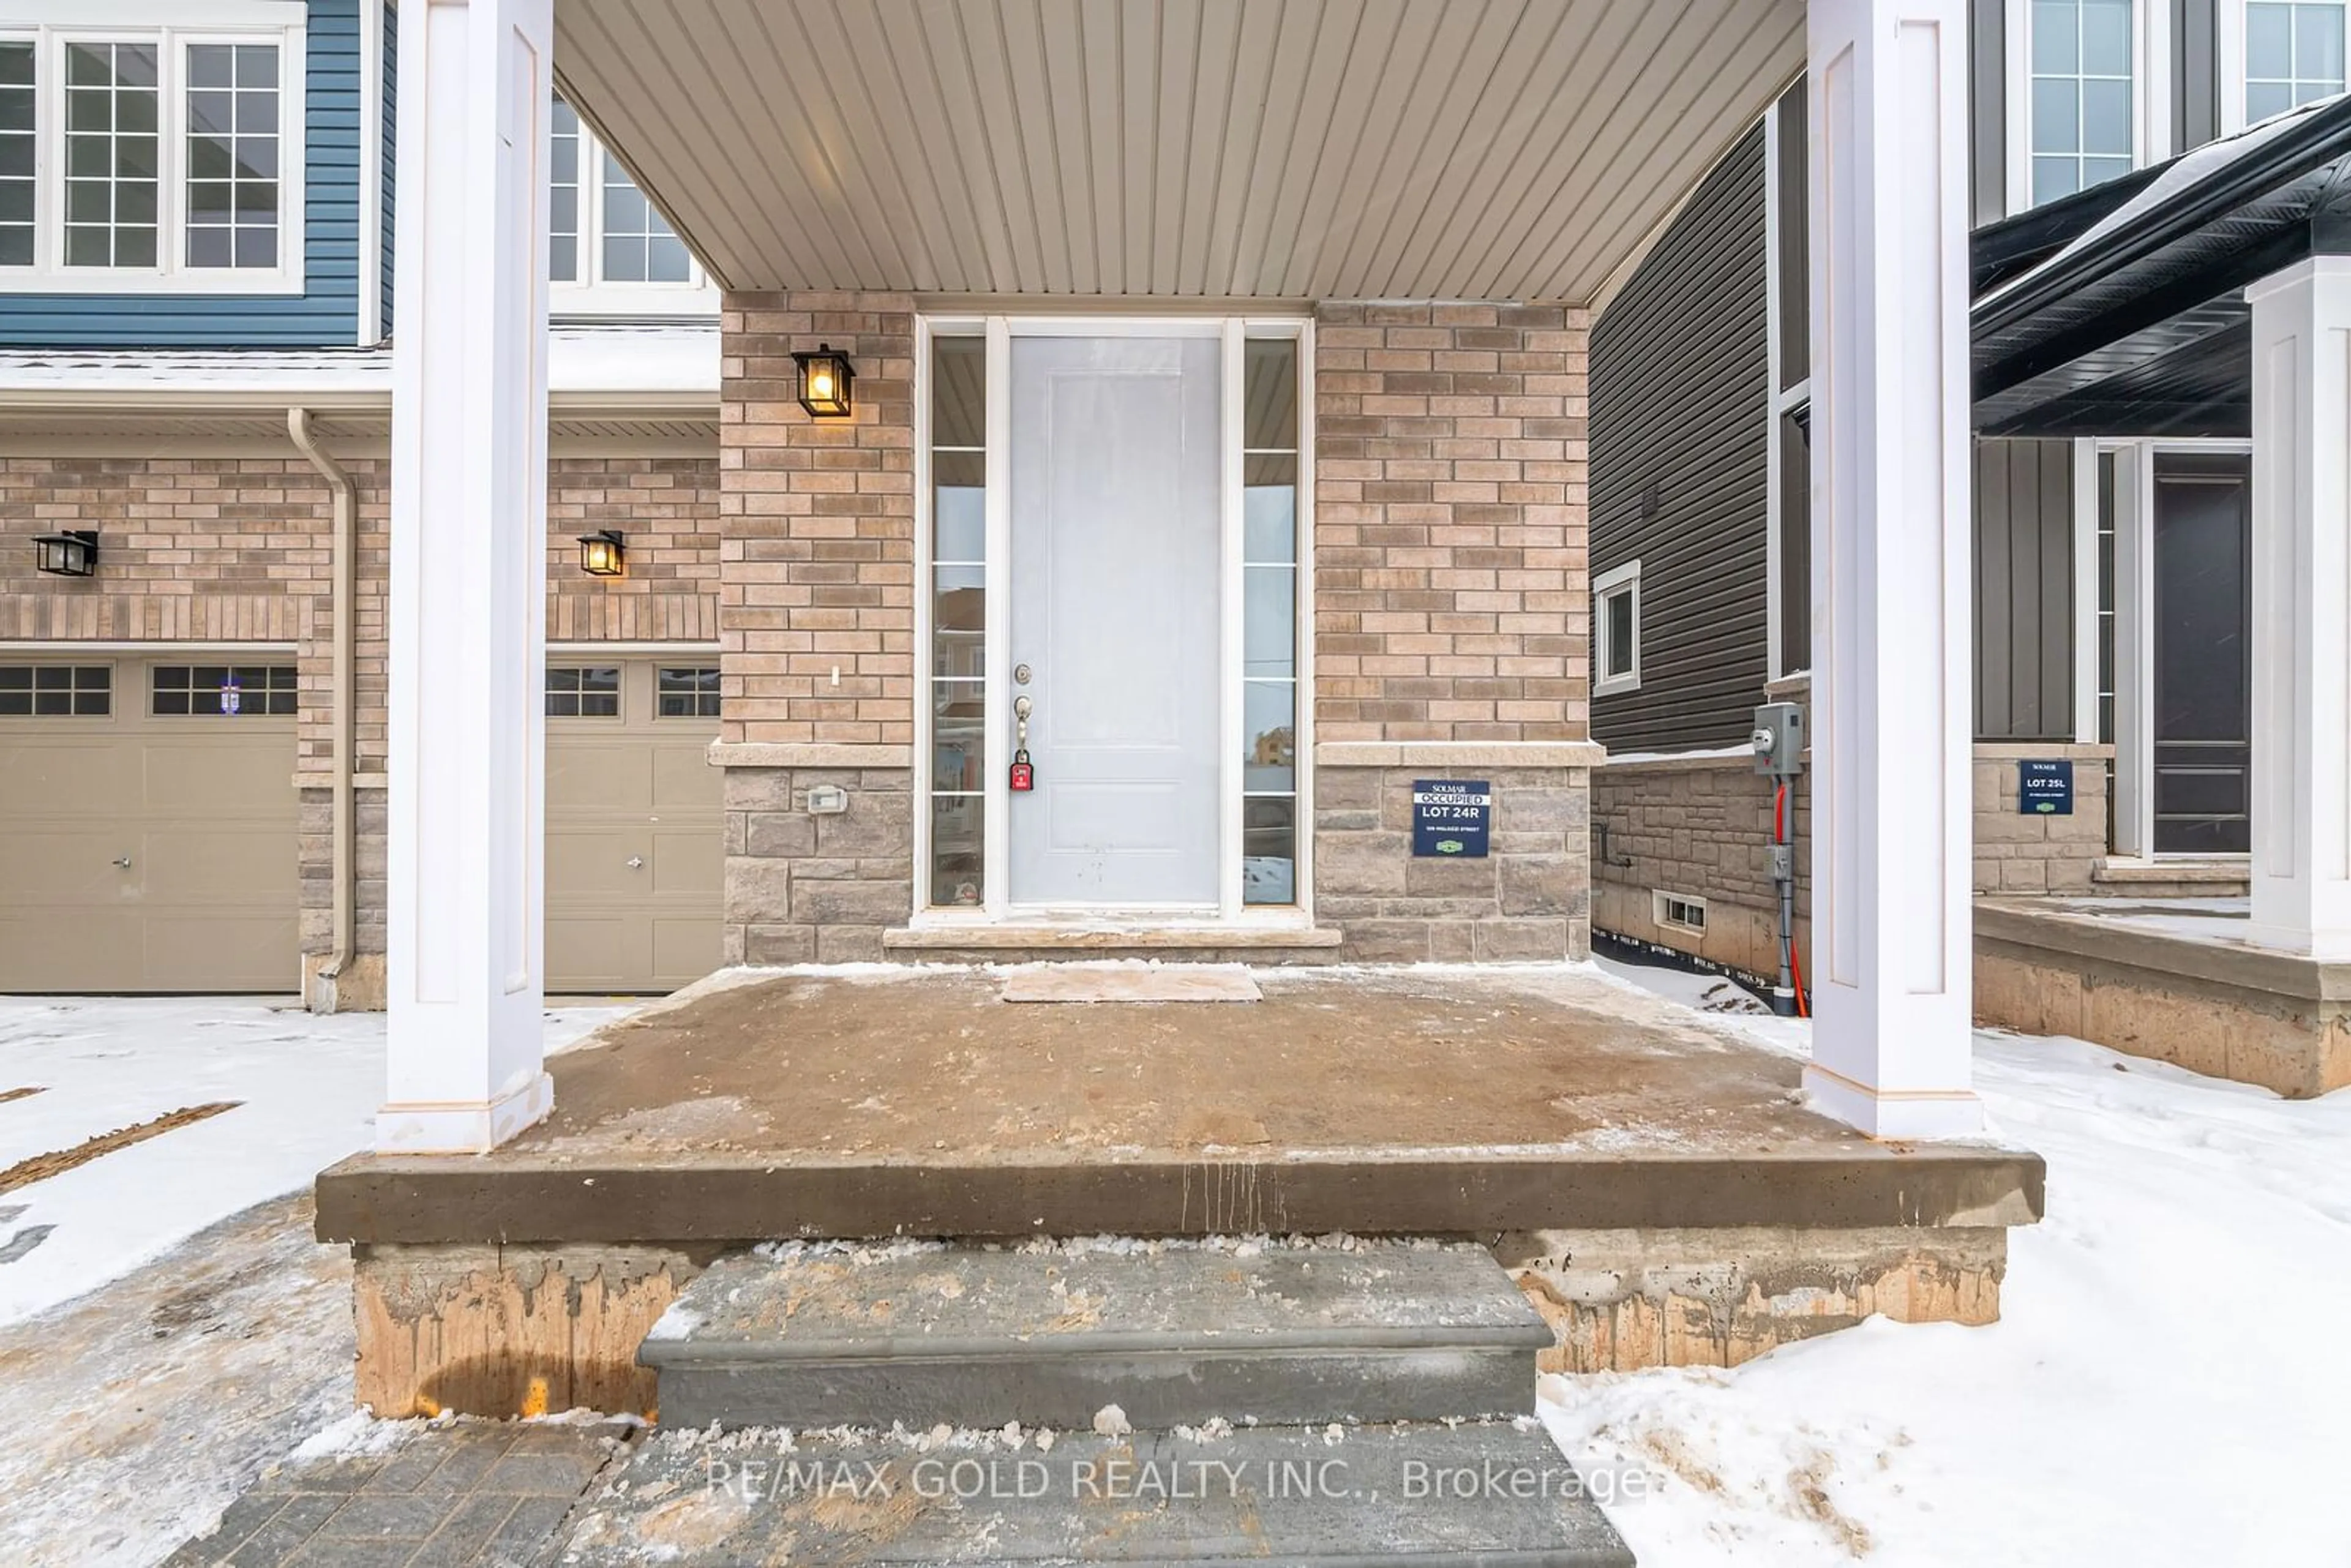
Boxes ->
[999,964,1262,1003]
[315,966,2044,1414]
[317,966,2041,1245]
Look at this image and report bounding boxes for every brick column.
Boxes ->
[714,291,918,962]
[1310,302,1603,962]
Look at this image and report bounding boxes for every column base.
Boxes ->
[375,1071,554,1155]
[2244,920,2351,963]
[1802,1062,1982,1140]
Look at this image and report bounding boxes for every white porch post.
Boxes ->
[2246,257,2351,958]
[1802,0,1982,1138]
[381,0,553,1152]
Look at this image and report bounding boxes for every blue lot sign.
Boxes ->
[1411,779,1493,857]
[2019,759,2074,816]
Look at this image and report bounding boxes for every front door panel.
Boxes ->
[1008,335,1221,906]
[2151,454,2251,855]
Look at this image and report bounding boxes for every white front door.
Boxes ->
[1007,334,1222,907]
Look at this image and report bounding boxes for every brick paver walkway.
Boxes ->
[162,1421,633,1567]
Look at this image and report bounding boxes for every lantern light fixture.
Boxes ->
[792,342,855,419]
[34,530,98,577]
[577,530,626,577]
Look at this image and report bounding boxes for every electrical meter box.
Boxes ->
[1752,702,1804,777]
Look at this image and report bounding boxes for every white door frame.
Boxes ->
[911,310,1314,927]
[2101,433,2257,860]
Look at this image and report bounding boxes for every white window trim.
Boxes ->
[549,98,716,319]
[2004,0,2172,215]
[0,1,307,295]
[2218,0,2351,133]
[1762,95,1812,685]
[1592,558,1641,698]
[909,312,1316,927]
[1652,888,1708,935]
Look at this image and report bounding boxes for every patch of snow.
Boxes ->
[287,1408,433,1462]
[1091,1405,1131,1438]
[1551,960,2351,1566]
[0,996,637,1324]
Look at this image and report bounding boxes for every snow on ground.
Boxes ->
[0,1192,354,1568]
[0,996,635,1325]
[1559,956,2351,1566]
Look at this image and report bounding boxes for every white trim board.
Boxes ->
[912,312,1313,927]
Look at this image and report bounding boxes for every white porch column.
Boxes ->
[2246,257,2351,958]
[1802,0,1982,1138]
[381,0,554,1152]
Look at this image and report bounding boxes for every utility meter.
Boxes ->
[1751,702,1805,777]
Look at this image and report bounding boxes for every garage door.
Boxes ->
[0,658,299,992]
[546,658,724,993]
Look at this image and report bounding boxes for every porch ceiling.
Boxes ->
[552,0,1803,303]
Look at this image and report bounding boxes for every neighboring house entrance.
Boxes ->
[546,659,724,993]
[1006,334,1223,908]
[2151,452,2252,854]
[0,657,299,992]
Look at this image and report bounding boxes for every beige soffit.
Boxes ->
[554,0,1804,304]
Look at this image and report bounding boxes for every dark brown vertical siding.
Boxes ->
[1588,124,1769,752]
[1971,0,2008,223]
[1974,437,2077,739]
[2177,0,2220,152]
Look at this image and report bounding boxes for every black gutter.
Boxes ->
[1971,165,2163,294]
[1974,95,2351,344]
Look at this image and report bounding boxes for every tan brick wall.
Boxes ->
[717,291,916,746]
[0,451,721,992]
[546,457,723,642]
[1312,302,1589,743]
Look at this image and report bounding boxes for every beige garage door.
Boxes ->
[546,658,724,994]
[0,658,299,992]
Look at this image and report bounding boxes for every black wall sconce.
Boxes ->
[792,342,855,419]
[577,530,626,577]
[34,530,98,577]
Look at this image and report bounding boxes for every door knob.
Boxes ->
[626,856,645,869]
[112,855,132,869]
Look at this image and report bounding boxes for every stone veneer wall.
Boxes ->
[1589,754,1811,985]
[0,453,722,1007]
[1589,680,2118,986]
[1973,741,2113,895]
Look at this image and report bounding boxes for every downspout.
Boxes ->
[289,407,357,1008]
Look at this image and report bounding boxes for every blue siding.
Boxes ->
[0,0,367,348]
[378,0,394,340]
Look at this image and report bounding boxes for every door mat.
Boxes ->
[1000,967,1262,1003]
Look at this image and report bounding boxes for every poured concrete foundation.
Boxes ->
[1976,897,2351,1097]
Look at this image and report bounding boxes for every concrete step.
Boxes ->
[550,1421,1636,1566]
[640,1240,1553,1432]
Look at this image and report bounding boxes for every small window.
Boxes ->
[1654,890,1708,934]
[547,666,621,718]
[599,149,691,283]
[151,664,293,716]
[657,666,720,718]
[2246,1,2347,122]
[1592,560,1641,697]
[2024,0,2137,206]
[0,664,110,715]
